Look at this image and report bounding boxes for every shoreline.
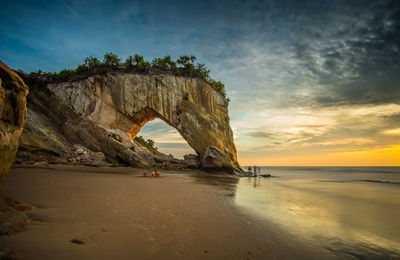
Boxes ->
[1,165,330,259]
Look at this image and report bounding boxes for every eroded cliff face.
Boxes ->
[0,60,28,188]
[20,72,243,173]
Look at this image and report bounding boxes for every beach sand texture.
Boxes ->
[0,165,328,259]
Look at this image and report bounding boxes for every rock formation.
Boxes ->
[0,60,31,236]
[0,60,28,188]
[19,72,243,173]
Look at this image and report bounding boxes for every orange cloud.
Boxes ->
[383,128,400,135]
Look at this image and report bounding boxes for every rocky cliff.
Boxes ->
[0,60,28,189]
[19,72,243,173]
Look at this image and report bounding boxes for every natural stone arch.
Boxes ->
[25,72,243,173]
[106,74,239,169]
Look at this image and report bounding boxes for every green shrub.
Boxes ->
[21,52,229,101]
[152,55,177,72]
[133,54,151,71]
[134,136,163,156]
[103,52,121,66]
[84,56,102,69]
[75,63,88,73]
[207,79,226,98]
[57,69,74,81]
[177,55,196,76]
[123,55,134,67]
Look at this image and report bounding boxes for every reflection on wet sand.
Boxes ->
[190,173,239,197]
[234,169,400,259]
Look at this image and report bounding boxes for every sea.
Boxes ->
[235,166,400,259]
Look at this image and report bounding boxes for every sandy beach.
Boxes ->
[0,165,329,260]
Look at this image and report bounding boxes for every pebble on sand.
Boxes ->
[70,239,85,245]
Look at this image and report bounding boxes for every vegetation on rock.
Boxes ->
[134,136,164,156]
[17,52,229,100]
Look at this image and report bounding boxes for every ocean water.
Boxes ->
[235,167,400,259]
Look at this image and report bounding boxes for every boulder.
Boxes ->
[0,60,28,188]
[201,145,237,173]
[0,60,30,234]
[182,154,201,168]
[69,144,109,166]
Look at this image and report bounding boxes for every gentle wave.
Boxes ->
[359,179,400,185]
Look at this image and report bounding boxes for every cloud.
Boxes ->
[156,142,194,149]
[236,103,400,159]
[1,0,399,165]
[244,131,278,139]
[304,138,375,147]
[383,128,400,135]
[290,0,400,107]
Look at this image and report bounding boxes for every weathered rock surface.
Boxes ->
[201,145,236,173]
[19,72,243,173]
[0,60,31,237]
[0,60,28,188]
[68,144,109,166]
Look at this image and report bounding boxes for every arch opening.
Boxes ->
[135,118,196,159]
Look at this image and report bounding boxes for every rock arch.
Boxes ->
[23,72,243,173]
[108,74,239,169]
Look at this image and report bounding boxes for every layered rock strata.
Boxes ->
[19,72,243,173]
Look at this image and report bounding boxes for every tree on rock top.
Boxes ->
[103,52,121,66]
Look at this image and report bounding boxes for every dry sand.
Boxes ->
[0,165,329,259]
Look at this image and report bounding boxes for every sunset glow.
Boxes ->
[383,128,400,135]
[239,145,400,166]
[2,0,399,166]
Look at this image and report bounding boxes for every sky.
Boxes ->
[1,0,399,165]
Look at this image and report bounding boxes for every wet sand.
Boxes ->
[236,167,400,259]
[0,165,329,259]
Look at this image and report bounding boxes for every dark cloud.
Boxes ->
[292,0,400,107]
[380,113,400,126]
